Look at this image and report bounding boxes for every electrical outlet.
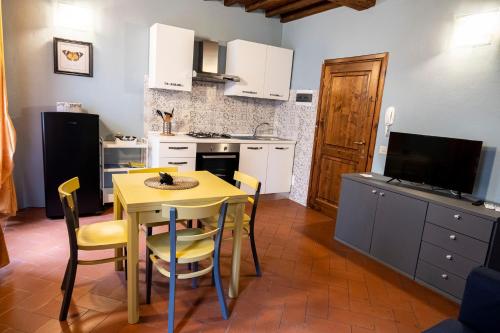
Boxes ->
[379,145,388,155]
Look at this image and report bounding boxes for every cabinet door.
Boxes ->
[148,24,194,91]
[265,144,295,194]
[158,157,195,172]
[239,144,269,194]
[264,46,293,101]
[335,179,379,253]
[224,40,267,98]
[370,190,428,276]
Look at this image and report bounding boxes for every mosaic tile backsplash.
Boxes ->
[144,80,319,206]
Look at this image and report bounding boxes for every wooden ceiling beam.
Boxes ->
[223,0,240,6]
[245,0,283,12]
[280,2,342,22]
[266,0,324,17]
[334,0,376,10]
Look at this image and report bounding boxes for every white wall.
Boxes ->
[2,0,282,208]
[281,0,500,202]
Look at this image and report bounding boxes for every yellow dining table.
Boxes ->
[112,171,248,324]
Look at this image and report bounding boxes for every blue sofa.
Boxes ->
[423,267,500,333]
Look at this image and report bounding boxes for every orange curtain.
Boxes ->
[0,3,16,268]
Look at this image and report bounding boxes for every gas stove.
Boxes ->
[186,131,232,139]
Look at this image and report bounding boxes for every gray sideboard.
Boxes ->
[335,173,500,302]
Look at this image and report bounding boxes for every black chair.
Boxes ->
[423,267,500,333]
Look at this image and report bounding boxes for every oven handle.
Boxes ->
[200,155,238,159]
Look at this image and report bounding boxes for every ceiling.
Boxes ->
[212,0,376,23]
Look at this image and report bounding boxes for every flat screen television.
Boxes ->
[384,132,483,194]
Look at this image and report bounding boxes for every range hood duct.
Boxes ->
[193,40,240,84]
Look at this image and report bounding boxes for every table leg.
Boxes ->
[127,212,140,324]
[114,185,124,271]
[229,202,244,298]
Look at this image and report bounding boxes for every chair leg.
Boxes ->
[168,269,176,333]
[124,247,127,281]
[146,227,153,304]
[61,260,70,290]
[249,231,262,277]
[59,259,77,321]
[213,256,229,320]
[191,262,198,289]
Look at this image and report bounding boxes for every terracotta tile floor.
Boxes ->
[0,199,458,332]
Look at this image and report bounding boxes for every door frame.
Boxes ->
[307,52,389,208]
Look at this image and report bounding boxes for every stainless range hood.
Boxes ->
[192,40,240,84]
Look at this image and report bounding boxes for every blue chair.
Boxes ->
[423,267,500,333]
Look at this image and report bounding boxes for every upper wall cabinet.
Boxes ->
[264,46,293,101]
[148,23,194,92]
[225,40,267,98]
[224,40,293,101]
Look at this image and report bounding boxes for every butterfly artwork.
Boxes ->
[54,37,93,77]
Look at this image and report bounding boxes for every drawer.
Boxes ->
[158,143,196,158]
[427,204,493,242]
[158,157,195,172]
[416,260,466,299]
[422,223,488,263]
[419,241,480,279]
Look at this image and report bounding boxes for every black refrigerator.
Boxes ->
[41,112,102,218]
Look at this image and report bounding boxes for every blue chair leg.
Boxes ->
[59,258,77,321]
[61,260,70,290]
[191,262,199,289]
[249,231,261,277]
[146,227,153,303]
[168,266,176,333]
[213,254,229,319]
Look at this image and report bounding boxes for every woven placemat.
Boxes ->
[144,176,199,190]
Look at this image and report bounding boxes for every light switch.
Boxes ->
[379,145,388,155]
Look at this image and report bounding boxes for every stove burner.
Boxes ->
[187,132,231,139]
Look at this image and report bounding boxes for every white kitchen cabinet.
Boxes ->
[224,40,267,98]
[158,157,195,172]
[148,23,194,91]
[266,143,295,193]
[238,144,270,194]
[264,46,293,101]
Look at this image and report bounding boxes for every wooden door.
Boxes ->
[308,53,388,217]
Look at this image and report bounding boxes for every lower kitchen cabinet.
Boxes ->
[266,143,295,193]
[158,157,195,171]
[369,189,427,276]
[239,144,269,194]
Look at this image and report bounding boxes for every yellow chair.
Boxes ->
[128,167,179,303]
[201,171,262,276]
[146,198,230,332]
[58,177,127,321]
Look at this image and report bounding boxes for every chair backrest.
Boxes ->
[128,167,178,174]
[161,198,229,263]
[459,266,500,333]
[58,177,80,258]
[233,171,261,223]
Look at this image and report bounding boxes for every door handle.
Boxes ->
[168,162,188,165]
[168,147,188,150]
[247,147,263,150]
[275,147,289,150]
[353,141,366,145]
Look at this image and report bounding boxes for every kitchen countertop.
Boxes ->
[148,133,296,144]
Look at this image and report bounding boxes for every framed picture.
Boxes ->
[53,38,93,77]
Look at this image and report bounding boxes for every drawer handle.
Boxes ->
[454,214,461,220]
[449,234,457,240]
[275,147,289,150]
[371,189,377,194]
[242,90,257,95]
[270,93,283,97]
[446,254,453,260]
[168,162,188,165]
[247,147,263,150]
[168,147,189,150]
[379,192,385,197]
[441,274,449,280]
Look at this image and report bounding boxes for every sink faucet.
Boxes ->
[253,122,271,137]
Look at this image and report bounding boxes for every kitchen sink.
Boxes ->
[232,135,286,141]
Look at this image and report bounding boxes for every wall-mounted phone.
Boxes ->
[385,106,395,137]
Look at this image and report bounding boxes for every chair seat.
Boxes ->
[76,220,127,250]
[147,228,214,264]
[201,213,251,230]
[422,319,477,333]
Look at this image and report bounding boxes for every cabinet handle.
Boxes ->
[353,141,366,145]
[164,81,184,87]
[242,90,257,95]
[168,147,189,150]
[168,162,188,165]
[371,189,377,194]
[445,254,453,260]
[275,147,289,150]
[453,214,461,220]
[441,274,448,280]
[247,147,263,150]
[270,93,283,97]
[379,192,385,197]
[449,234,457,240]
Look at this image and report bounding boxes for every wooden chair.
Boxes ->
[128,167,178,303]
[58,177,127,321]
[145,198,230,332]
[200,171,262,276]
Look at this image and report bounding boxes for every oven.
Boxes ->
[196,143,240,185]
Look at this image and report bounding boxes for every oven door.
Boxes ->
[196,153,239,185]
